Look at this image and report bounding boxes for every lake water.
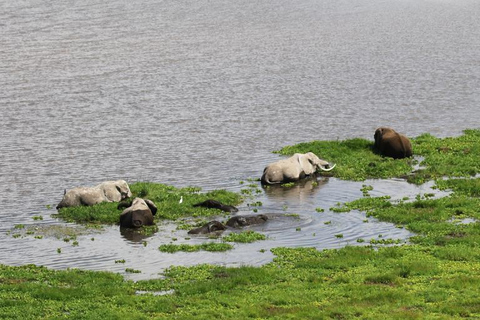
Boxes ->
[1,0,479,280]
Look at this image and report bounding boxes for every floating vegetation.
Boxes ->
[222,231,266,243]
[158,242,233,253]
[125,268,141,274]
[54,182,243,224]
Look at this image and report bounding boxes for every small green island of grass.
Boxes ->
[53,182,243,225]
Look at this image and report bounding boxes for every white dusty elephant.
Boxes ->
[261,152,336,185]
[56,180,132,209]
[119,197,157,228]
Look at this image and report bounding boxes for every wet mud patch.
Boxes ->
[7,223,104,240]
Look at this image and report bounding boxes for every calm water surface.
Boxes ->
[1,0,479,280]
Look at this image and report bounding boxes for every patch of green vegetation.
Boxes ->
[2,132,480,319]
[222,231,266,243]
[53,182,243,224]
[280,182,296,187]
[158,242,233,253]
[275,129,480,183]
[125,268,141,274]
[276,138,412,181]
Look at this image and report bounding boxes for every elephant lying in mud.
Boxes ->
[188,215,268,234]
[226,214,268,228]
[261,152,335,185]
[188,221,226,235]
[193,199,239,213]
[56,180,132,209]
[120,198,157,228]
[374,127,412,159]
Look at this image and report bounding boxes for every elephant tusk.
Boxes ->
[319,163,336,172]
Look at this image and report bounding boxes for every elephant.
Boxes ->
[119,198,157,228]
[374,127,413,159]
[261,152,336,185]
[56,180,132,209]
[187,221,226,234]
[226,214,268,228]
[193,199,239,213]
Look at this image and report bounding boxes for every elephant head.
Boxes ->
[374,127,412,159]
[298,152,336,174]
[98,180,132,202]
[119,198,157,228]
[188,221,226,234]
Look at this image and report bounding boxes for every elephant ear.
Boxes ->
[298,154,316,175]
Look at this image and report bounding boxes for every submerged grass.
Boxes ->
[276,128,480,183]
[53,182,243,224]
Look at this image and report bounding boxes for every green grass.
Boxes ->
[53,182,243,224]
[222,231,267,243]
[275,128,480,183]
[2,130,480,318]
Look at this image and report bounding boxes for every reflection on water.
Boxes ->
[262,176,329,200]
[120,227,157,243]
[0,0,479,279]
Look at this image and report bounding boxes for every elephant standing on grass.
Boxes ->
[120,198,157,228]
[374,127,412,159]
[56,180,132,209]
[261,152,335,185]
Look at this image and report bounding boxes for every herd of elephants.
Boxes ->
[56,127,412,234]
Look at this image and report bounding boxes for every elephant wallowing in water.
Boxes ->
[193,199,239,213]
[374,127,412,159]
[56,180,132,209]
[119,198,157,228]
[187,221,227,235]
[226,214,268,228]
[261,152,335,185]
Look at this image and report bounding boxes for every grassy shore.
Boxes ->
[1,130,479,319]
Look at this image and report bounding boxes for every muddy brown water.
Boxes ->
[1,0,478,280]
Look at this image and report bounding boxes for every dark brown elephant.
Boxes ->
[119,198,157,228]
[193,199,239,213]
[226,214,268,228]
[374,127,413,159]
[187,221,226,234]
